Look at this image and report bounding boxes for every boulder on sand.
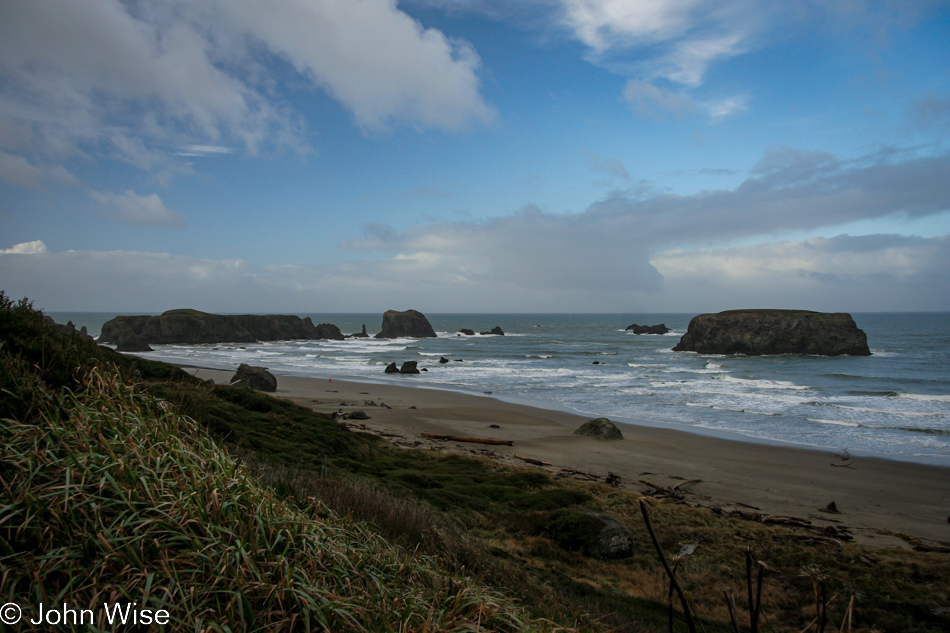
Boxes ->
[230,363,277,392]
[573,418,623,441]
[374,309,437,339]
[672,309,871,356]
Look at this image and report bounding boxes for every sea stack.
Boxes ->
[672,309,871,356]
[374,309,437,339]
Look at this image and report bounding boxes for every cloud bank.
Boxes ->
[4,146,948,312]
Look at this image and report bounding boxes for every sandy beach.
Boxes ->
[193,368,950,548]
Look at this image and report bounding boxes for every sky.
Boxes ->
[1,0,949,314]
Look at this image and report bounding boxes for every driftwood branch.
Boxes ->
[639,479,683,498]
[514,454,551,466]
[420,433,513,446]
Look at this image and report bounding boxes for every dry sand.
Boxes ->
[193,368,950,548]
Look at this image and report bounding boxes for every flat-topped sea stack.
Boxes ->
[374,309,437,339]
[99,309,345,346]
[673,309,870,356]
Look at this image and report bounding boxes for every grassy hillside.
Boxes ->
[2,292,949,632]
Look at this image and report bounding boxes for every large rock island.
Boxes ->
[99,309,345,346]
[672,309,870,356]
[374,309,437,339]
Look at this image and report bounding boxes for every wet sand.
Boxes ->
[193,368,950,547]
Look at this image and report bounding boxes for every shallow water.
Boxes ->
[51,311,950,465]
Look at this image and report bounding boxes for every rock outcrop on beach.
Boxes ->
[349,325,369,338]
[459,329,475,336]
[573,418,624,441]
[625,323,670,335]
[374,309,437,339]
[480,326,505,336]
[98,310,345,345]
[673,309,871,356]
[384,362,399,374]
[230,363,277,392]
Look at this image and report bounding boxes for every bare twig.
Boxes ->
[639,498,697,633]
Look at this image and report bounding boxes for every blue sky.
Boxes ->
[1,0,948,312]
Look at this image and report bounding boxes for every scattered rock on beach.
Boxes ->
[480,326,505,336]
[574,418,623,441]
[459,329,475,336]
[230,363,277,392]
[384,362,399,374]
[439,356,450,363]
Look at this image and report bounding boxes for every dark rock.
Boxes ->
[584,512,635,559]
[313,322,345,340]
[399,361,420,374]
[99,310,345,345]
[543,509,634,560]
[349,324,369,338]
[384,362,399,374]
[374,309,437,339]
[439,356,450,364]
[574,418,623,441]
[459,329,475,336]
[672,309,871,356]
[348,410,370,420]
[480,326,505,336]
[230,363,277,392]
[115,326,153,352]
[626,323,670,335]
[43,315,95,341]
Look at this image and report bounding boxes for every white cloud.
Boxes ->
[0,240,47,255]
[651,234,950,311]
[621,79,695,118]
[88,190,185,228]
[0,150,79,188]
[0,0,494,189]
[223,0,495,132]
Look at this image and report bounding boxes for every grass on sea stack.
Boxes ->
[0,369,571,633]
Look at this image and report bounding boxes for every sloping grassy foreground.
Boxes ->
[0,368,570,632]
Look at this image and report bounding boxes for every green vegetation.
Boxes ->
[2,292,948,632]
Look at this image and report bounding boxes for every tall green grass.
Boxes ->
[0,369,573,632]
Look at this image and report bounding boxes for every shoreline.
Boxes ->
[191,366,950,547]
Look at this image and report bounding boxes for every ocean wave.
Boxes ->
[718,375,810,390]
[806,418,861,428]
[897,392,950,403]
[807,401,945,417]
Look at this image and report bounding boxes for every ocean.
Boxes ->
[50,311,950,466]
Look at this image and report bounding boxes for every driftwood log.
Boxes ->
[420,433,513,446]
[514,454,551,466]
